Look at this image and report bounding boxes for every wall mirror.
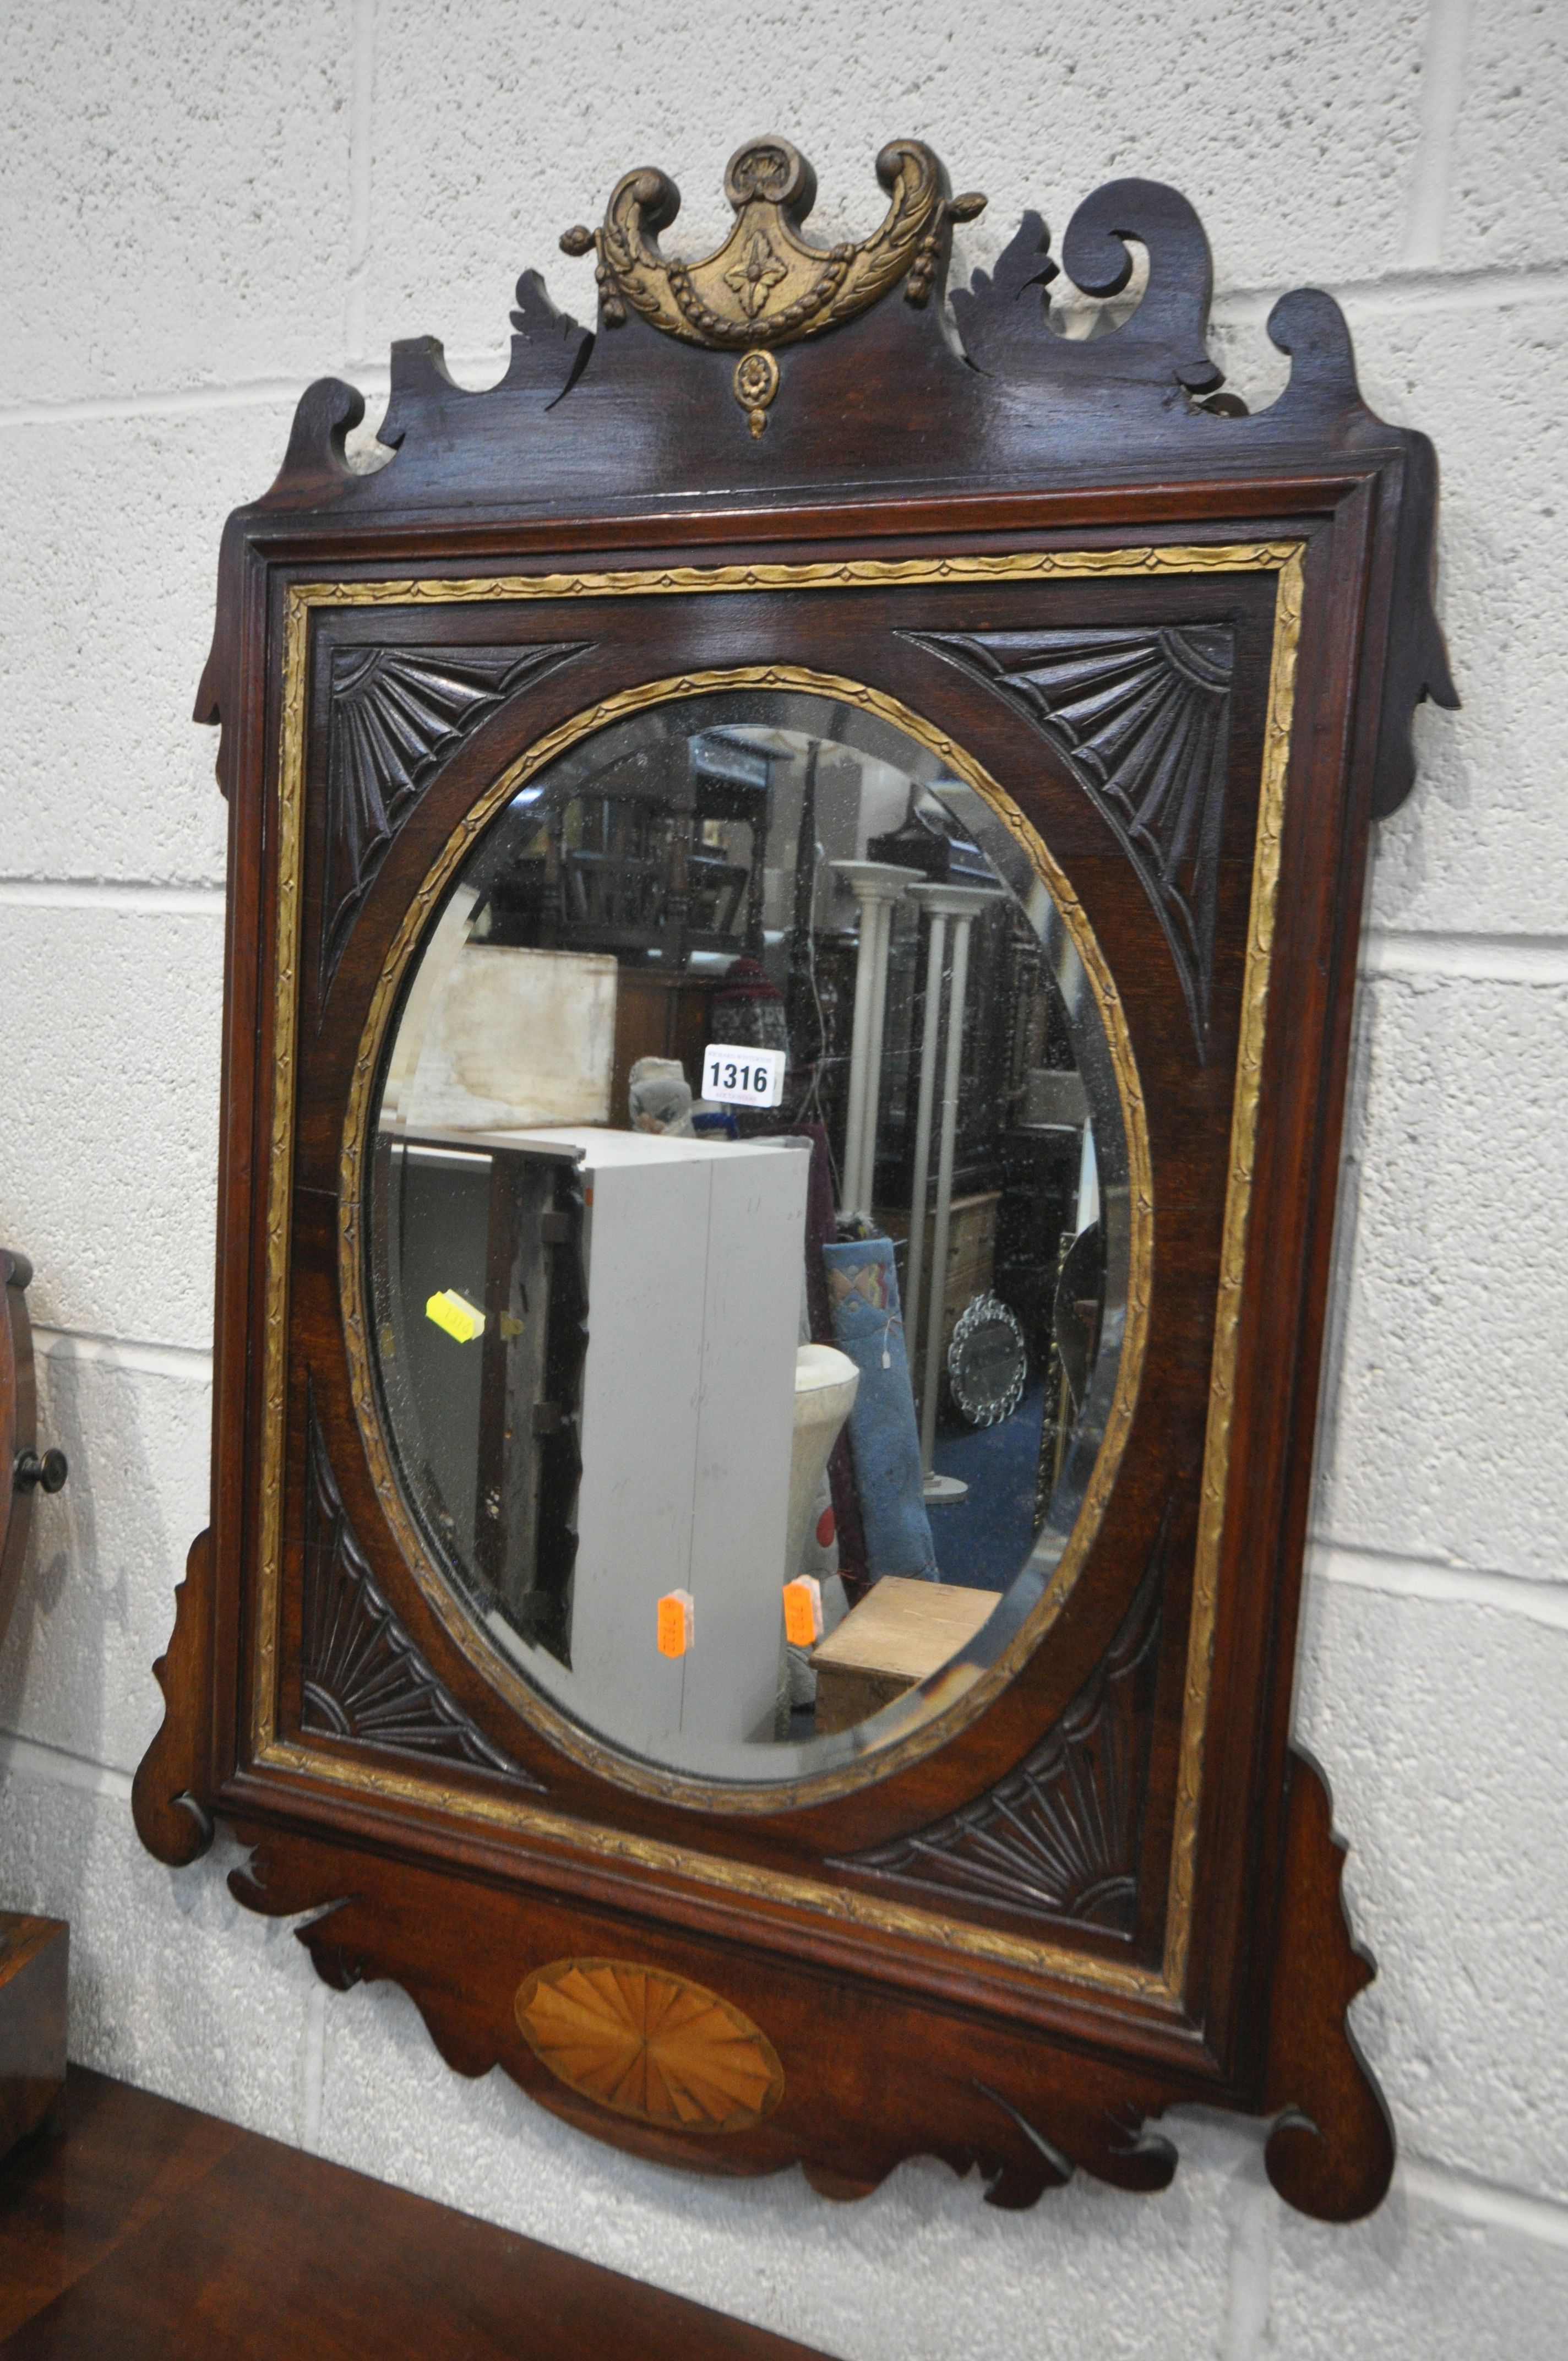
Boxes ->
[369,686,1129,1782]
[135,134,1453,2222]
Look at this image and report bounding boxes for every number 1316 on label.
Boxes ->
[701,1043,786,1107]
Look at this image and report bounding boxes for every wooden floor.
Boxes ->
[0,2068,832,2359]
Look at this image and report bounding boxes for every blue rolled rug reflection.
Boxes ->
[822,1237,939,1583]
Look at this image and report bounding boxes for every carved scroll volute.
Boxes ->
[562,137,984,434]
[1058,179,1222,394]
[952,179,1226,404]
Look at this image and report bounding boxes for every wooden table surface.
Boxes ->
[0,2067,834,2360]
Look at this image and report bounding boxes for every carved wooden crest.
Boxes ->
[560,136,984,432]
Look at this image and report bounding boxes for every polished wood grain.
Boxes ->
[1,1257,69,2166]
[0,1919,67,2164]
[132,137,1455,2224]
[0,2068,831,2359]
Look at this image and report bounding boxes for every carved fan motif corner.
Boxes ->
[301,1399,543,1787]
[320,641,587,997]
[832,1509,1169,1934]
[909,626,1235,1056]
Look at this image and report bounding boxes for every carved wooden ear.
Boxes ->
[130,1528,218,1866]
[1265,287,1362,412]
[508,266,591,365]
[1059,178,1221,392]
[1256,287,1457,819]
[262,376,366,507]
[953,182,1221,395]
[1374,427,1462,817]
[971,2083,1180,2209]
[1261,1749,1395,2223]
[192,646,221,731]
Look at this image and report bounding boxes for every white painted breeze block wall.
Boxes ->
[2,3,1565,2352]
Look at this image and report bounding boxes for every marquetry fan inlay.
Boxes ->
[911,624,1234,1054]
[320,641,585,996]
[301,1402,541,1784]
[514,1959,785,2132]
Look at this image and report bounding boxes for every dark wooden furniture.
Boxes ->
[2,1247,69,1648]
[608,968,715,1130]
[133,135,1454,2223]
[2,1253,41,1650]
[2,1252,69,2164]
[518,730,774,971]
[0,2068,831,2358]
[0,1921,67,2167]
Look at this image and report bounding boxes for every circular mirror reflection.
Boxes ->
[366,686,1130,1783]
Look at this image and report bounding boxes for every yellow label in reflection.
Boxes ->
[425,1288,486,1343]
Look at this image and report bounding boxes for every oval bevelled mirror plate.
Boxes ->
[360,682,1140,1787]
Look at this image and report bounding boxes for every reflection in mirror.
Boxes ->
[367,688,1128,1782]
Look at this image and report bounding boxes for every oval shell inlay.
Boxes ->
[514,1958,784,2133]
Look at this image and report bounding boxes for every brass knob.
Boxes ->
[14,1449,67,1494]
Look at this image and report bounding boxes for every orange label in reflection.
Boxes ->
[782,1577,823,1647]
[656,1590,694,1658]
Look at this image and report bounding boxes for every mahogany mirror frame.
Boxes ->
[133,136,1455,2222]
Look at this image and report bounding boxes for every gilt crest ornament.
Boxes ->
[560,136,984,432]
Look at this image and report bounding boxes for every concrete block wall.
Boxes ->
[1,3,1564,2351]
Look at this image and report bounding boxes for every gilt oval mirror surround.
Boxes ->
[363,683,1135,1784]
[134,131,1454,2223]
